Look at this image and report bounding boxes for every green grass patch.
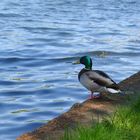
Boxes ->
[62,97,140,140]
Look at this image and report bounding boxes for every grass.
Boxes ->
[62,97,140,140]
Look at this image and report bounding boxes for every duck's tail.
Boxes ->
[106,88,121,94]
[106,83,122,94]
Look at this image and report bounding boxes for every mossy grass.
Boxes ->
[62,96,140,140]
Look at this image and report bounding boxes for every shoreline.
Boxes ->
[17,71,140,140]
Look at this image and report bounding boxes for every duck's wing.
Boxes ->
[94,70,114,82]
[94,70,120,90]
[85,70,119,89]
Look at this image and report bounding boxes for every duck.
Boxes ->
[74,56,121,99]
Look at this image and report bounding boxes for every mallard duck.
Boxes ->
[74,56,121,99]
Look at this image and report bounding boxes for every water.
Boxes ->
[0,0,140,139]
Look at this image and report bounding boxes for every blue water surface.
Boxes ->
[0,0,140,139]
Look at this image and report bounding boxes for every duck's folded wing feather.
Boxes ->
[85,70,116,87]
[94,70,120,89]
[94,70,115,82]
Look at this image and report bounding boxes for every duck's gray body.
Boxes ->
[78,68,120,94]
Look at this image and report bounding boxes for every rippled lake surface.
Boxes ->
[0,0,140,139]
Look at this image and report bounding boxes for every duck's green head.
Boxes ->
[73,56,92,69]
[80,56,92,69]
[77,56,92,69]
